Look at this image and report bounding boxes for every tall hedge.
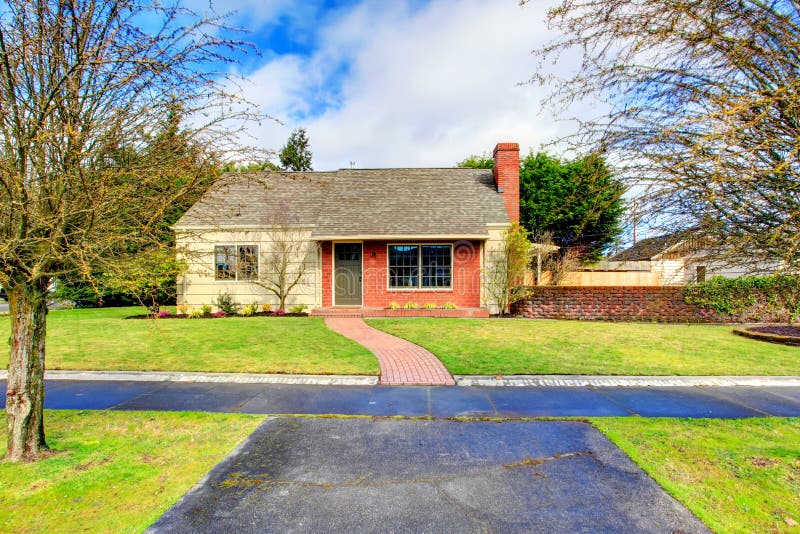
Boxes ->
[684,276,800,323]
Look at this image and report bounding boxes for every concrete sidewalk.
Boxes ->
[5,379,800,418]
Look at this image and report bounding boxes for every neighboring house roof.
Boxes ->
[609,234,686,261]
[174,168,510,239]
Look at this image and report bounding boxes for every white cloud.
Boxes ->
[232,0,597,169]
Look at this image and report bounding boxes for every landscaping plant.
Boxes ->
[684,275,800,324]
[483,223,533,315]
[215,291,240,315]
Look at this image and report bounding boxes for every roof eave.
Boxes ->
[310,234,491,241]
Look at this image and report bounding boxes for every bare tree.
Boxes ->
[530,0,800,270]
[253,220,318,311]
[0,0,255,462]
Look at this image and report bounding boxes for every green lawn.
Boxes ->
[593,417,800,533]
[0,307,379,375]
[366,318,800,375]
[0,410,263,533]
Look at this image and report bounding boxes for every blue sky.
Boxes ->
[188,0,596,170]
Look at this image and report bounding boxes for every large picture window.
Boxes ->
[388,244,452,289]
[215,245,258,281]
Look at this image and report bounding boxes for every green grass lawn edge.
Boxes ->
[366,317,800,376]
[590,417,800,533]
[0,307,380,376]
[0,410,264,533]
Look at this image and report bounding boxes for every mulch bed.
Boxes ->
[749,325,800,337]
[733,325,800,347]
[126,312,309,320]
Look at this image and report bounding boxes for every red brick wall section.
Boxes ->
[359,240,482,308]
[512,286,725,323]
[493,142,520,223]
[321,241,333,307]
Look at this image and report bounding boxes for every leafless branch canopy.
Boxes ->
[0,0,258,288]
[532,0,800,269]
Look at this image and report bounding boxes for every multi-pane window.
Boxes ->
[215,245,258,281]
[388,245,452,288]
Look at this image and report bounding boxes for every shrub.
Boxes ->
[215,291,240,315]
[388,302,400,310]
[442,302,457,310]
[200,304,212,315]
[289,304,308,314]
[274,309,286,316]
[423,303,437,310]
[242,302,259,316]
[403,301,419,309]
[158,310,171,318]
[188,308,204,319]
[176,304,189,315]
[684,275,800,323]
[261,303,272,312]
[213,310,227,318]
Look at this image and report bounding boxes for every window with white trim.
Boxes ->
[215,245,258,281]
[388,244,452,288]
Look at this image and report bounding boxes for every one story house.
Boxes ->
[173,142,521,313]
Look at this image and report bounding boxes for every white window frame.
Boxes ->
[214,244,259,282]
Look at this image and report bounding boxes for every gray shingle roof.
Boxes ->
[609,234,682,261]
[174,168,510,238]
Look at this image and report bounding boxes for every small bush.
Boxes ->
[200,304,212,315]
[684,275,800,323]
[403,301,419,309]
[261,303,272,312]
[442,302,457,310]
[213,310,227,318]
[274,309,286,316]
[176,304,189,315]
[215,291,240,315]
[242,302,259,316]
[158,310,171,318]
[289,304,308,314]
[188,308,204,319]
[388,302,400,310]
[423,303,437,310]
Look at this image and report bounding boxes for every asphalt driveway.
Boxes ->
[149,418,708,533]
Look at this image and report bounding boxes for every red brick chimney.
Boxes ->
[493,142,520,223]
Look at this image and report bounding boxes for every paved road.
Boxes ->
[0,301,7,313]
[6,380,800,417]
[148,418,709,533]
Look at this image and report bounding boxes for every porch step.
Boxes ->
[311,308,364,318]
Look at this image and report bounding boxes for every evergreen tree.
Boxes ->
[279,127,313,171]
[459,150,626,261]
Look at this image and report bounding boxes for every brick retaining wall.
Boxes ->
[512,286,724,323]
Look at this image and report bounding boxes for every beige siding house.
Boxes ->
[173,142,522,314]
[606,234,784,285]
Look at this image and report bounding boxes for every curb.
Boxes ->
[0,370,379,386]
[454,375,800,388]
[2,370,799,388]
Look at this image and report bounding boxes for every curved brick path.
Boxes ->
[324,317,455,386]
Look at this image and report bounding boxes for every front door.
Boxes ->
[334,243,362,306]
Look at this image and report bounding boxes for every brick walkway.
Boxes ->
[324,317,455,386]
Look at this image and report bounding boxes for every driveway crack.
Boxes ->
[212,450,594,490]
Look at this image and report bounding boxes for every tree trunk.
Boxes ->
[5,283,49,462]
